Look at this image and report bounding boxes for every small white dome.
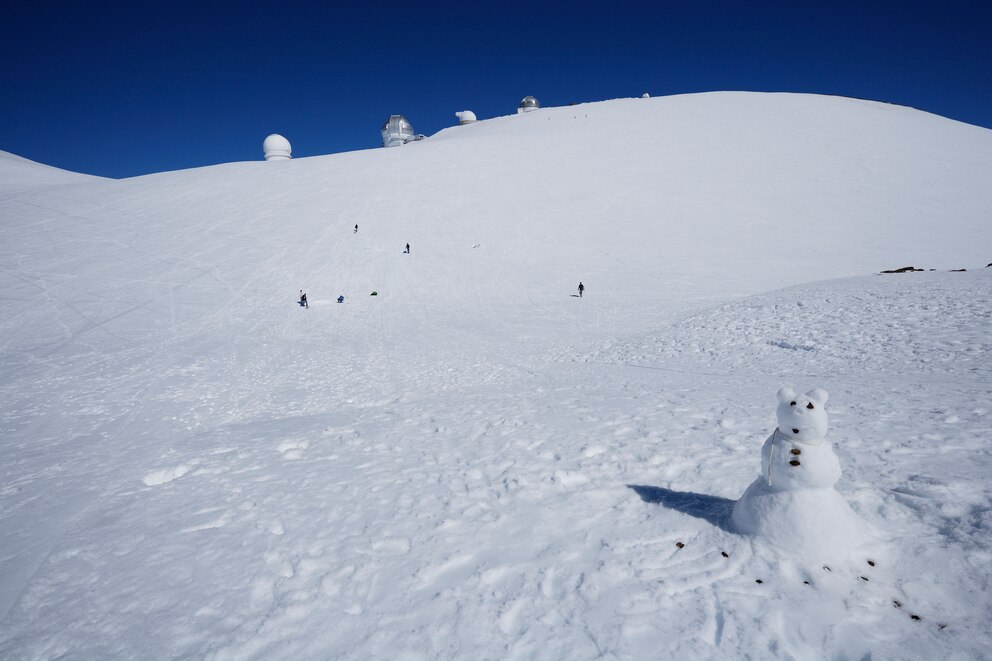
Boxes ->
[455,110,477,125]
[641,92,650,98]
[263,134,292,160]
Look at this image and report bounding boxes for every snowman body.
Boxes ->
[760,430,841,492]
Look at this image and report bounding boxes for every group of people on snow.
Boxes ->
[300,227,584,310]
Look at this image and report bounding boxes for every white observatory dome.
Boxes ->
[382,115,415,147]
[641,92,650,98]
[262,134,292,161]
[455,110,477,125]
[517,96,540,114]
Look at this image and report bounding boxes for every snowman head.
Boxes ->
[776,387,829,442]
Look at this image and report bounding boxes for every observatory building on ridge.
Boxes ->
[517,96,540,113]
[263,134,292,160]
[381,115,425,147]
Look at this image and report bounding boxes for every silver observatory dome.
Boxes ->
[518,96,540,113]
[381,115,415,147]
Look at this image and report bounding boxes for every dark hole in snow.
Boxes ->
[789,460,801,466]
[791,448,801,455]
[792,428,800,434]
[807,402,814,409]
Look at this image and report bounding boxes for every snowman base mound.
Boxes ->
[732,478,875,559]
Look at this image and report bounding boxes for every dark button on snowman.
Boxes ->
[732,387,873,558]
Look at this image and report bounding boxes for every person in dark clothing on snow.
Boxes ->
[578,282,584,298]
[299,290,308,308]
[404,243,410,253]
[354,224,358,233]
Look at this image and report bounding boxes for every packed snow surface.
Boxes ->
[1,93,991,658]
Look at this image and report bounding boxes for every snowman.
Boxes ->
[732,387,873,557]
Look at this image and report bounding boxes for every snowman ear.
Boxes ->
[777,387,797,404]
[807,387,829,405]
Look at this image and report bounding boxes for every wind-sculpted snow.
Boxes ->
[604,271,992,378]
[1,93,991,658]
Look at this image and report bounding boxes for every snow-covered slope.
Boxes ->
[0,150,104,190]
[1,93,990,658]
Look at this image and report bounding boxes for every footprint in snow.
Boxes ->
[142,464,191,486]
[553,470,591,488]
[277,439,310,459]
[369,537,412,556]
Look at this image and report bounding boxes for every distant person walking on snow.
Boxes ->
[404,242,410,254]
[354,224,358,233]
[578,282,584,298]
[299,290,308,308]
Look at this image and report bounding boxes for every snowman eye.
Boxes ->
[790,401,797,406]
[807,403,814,409]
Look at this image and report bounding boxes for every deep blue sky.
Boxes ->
[2,0,990,179]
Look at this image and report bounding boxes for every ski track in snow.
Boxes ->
[2,94,992,658]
